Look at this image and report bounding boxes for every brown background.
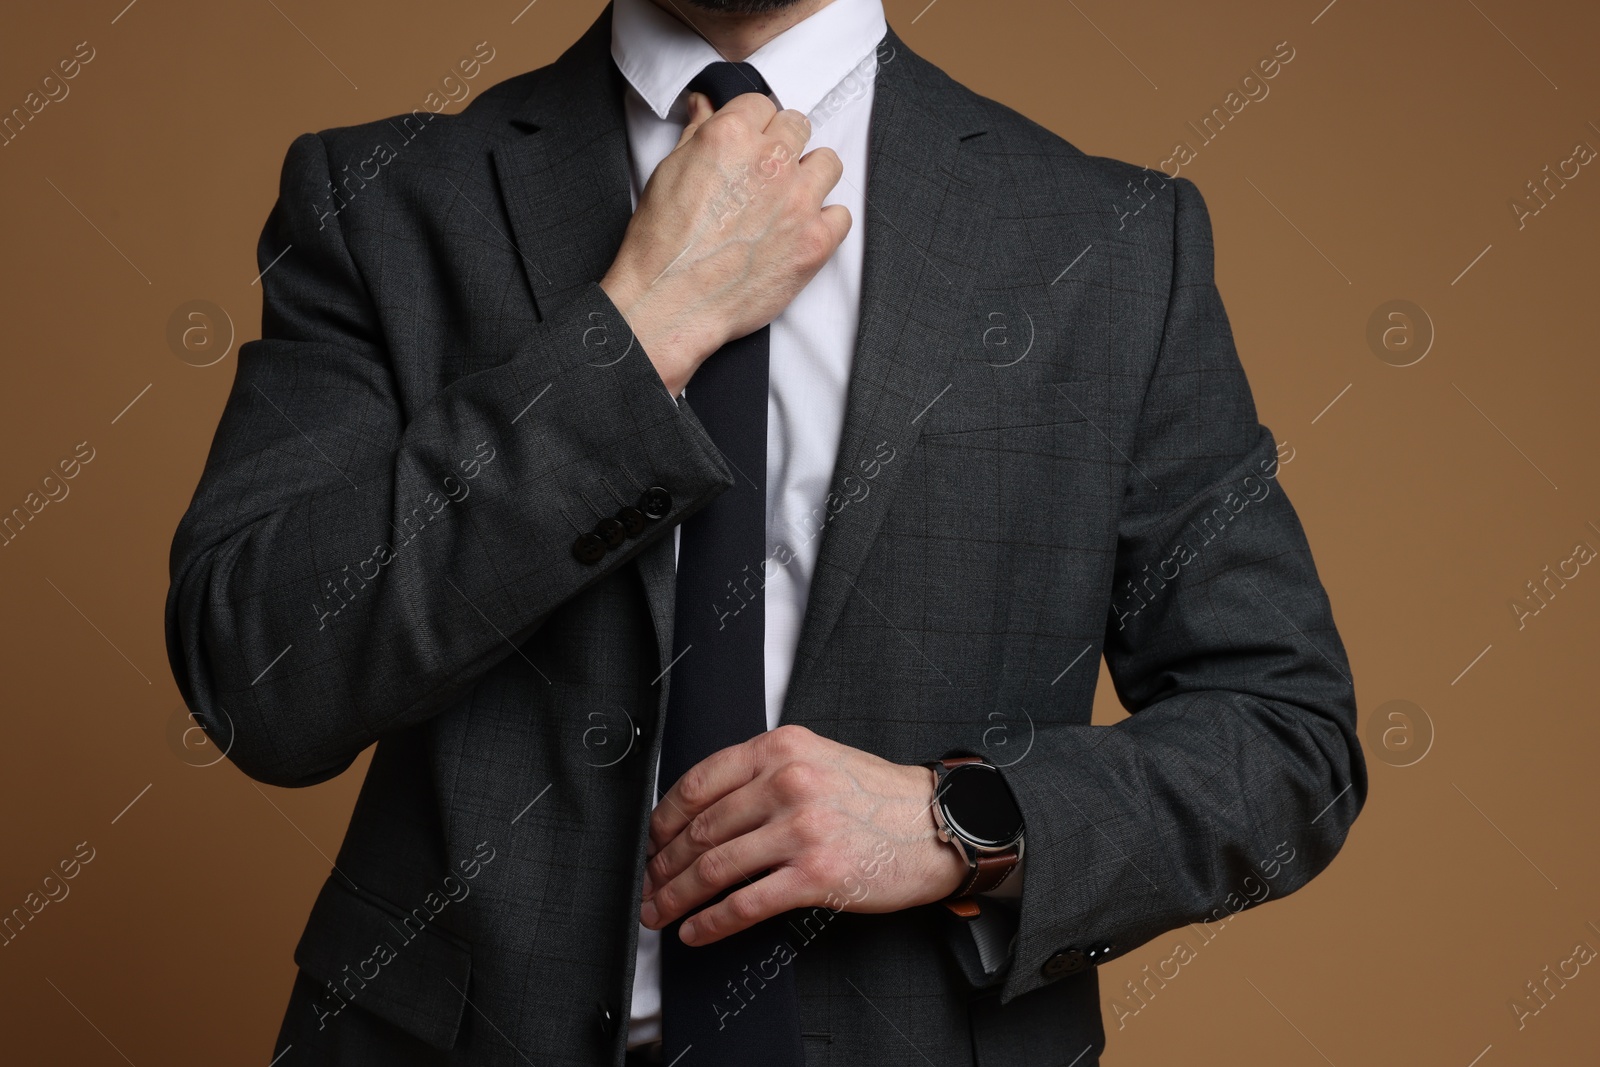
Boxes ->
[2,0,1597,1063]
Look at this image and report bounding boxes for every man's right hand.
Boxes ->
[599,91,852,397]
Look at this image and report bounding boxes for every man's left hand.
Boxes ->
[641,724,968,945]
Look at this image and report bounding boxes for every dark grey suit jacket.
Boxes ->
[165,7,1365,1065]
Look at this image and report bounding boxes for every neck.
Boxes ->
[648,0,835,61]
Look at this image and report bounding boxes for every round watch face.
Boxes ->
[940,763,1024,848]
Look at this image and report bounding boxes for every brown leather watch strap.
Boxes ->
[932,756,1021,917]
[969,850,1020,895]
[945,898,983,919]
[943,849,1019,917]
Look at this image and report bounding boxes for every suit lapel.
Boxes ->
[783,31,995,722]
[488,7,682,673]
[491,9,632,313]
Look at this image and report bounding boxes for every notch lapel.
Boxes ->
[782,31,996,724]
[487,7,682,674]
[490,9,632,315]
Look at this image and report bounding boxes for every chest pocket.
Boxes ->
[919,377,1105,438]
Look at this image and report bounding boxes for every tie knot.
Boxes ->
[686,61,771,110]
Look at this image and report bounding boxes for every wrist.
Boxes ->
[919,764,969,900]
[598,270,716,397]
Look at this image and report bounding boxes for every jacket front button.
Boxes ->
[596,999,617,1038]
[572,532,607,564]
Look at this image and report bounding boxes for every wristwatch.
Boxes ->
[925,755,1025,918]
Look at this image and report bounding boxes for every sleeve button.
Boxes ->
[638,486,672,520]
[615,506,647,537]
[572,532,607,564]
[594,517,626,548]
[1042,948,1088,979]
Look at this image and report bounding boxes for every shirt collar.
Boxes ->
[611,0,887,120]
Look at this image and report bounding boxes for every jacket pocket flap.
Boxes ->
[293,875,472,1051]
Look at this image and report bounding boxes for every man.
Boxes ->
[164,0,1365,1063]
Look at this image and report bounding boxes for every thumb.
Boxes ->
[675,91,715,147]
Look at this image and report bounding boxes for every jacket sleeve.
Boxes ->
[992,175,1366,1003]
[164,132,732,788]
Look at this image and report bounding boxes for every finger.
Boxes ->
[796,145,845,204]
[674,92,715,148]
[763,107,812,163]
[645,782,771,898]
[649,740,761,855]
[717,89,778,128]
[642,825,791,930]
[680,865,815,946]
[818,203,853,250]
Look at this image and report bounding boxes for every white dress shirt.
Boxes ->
[610,0,887,1046]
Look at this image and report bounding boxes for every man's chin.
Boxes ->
[681,0,812,13]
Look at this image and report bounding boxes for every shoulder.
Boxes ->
[891,38,1194,242]
[266,39,568,230]
[306,58,544,179]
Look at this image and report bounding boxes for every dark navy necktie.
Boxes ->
[657,61,806,1067]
